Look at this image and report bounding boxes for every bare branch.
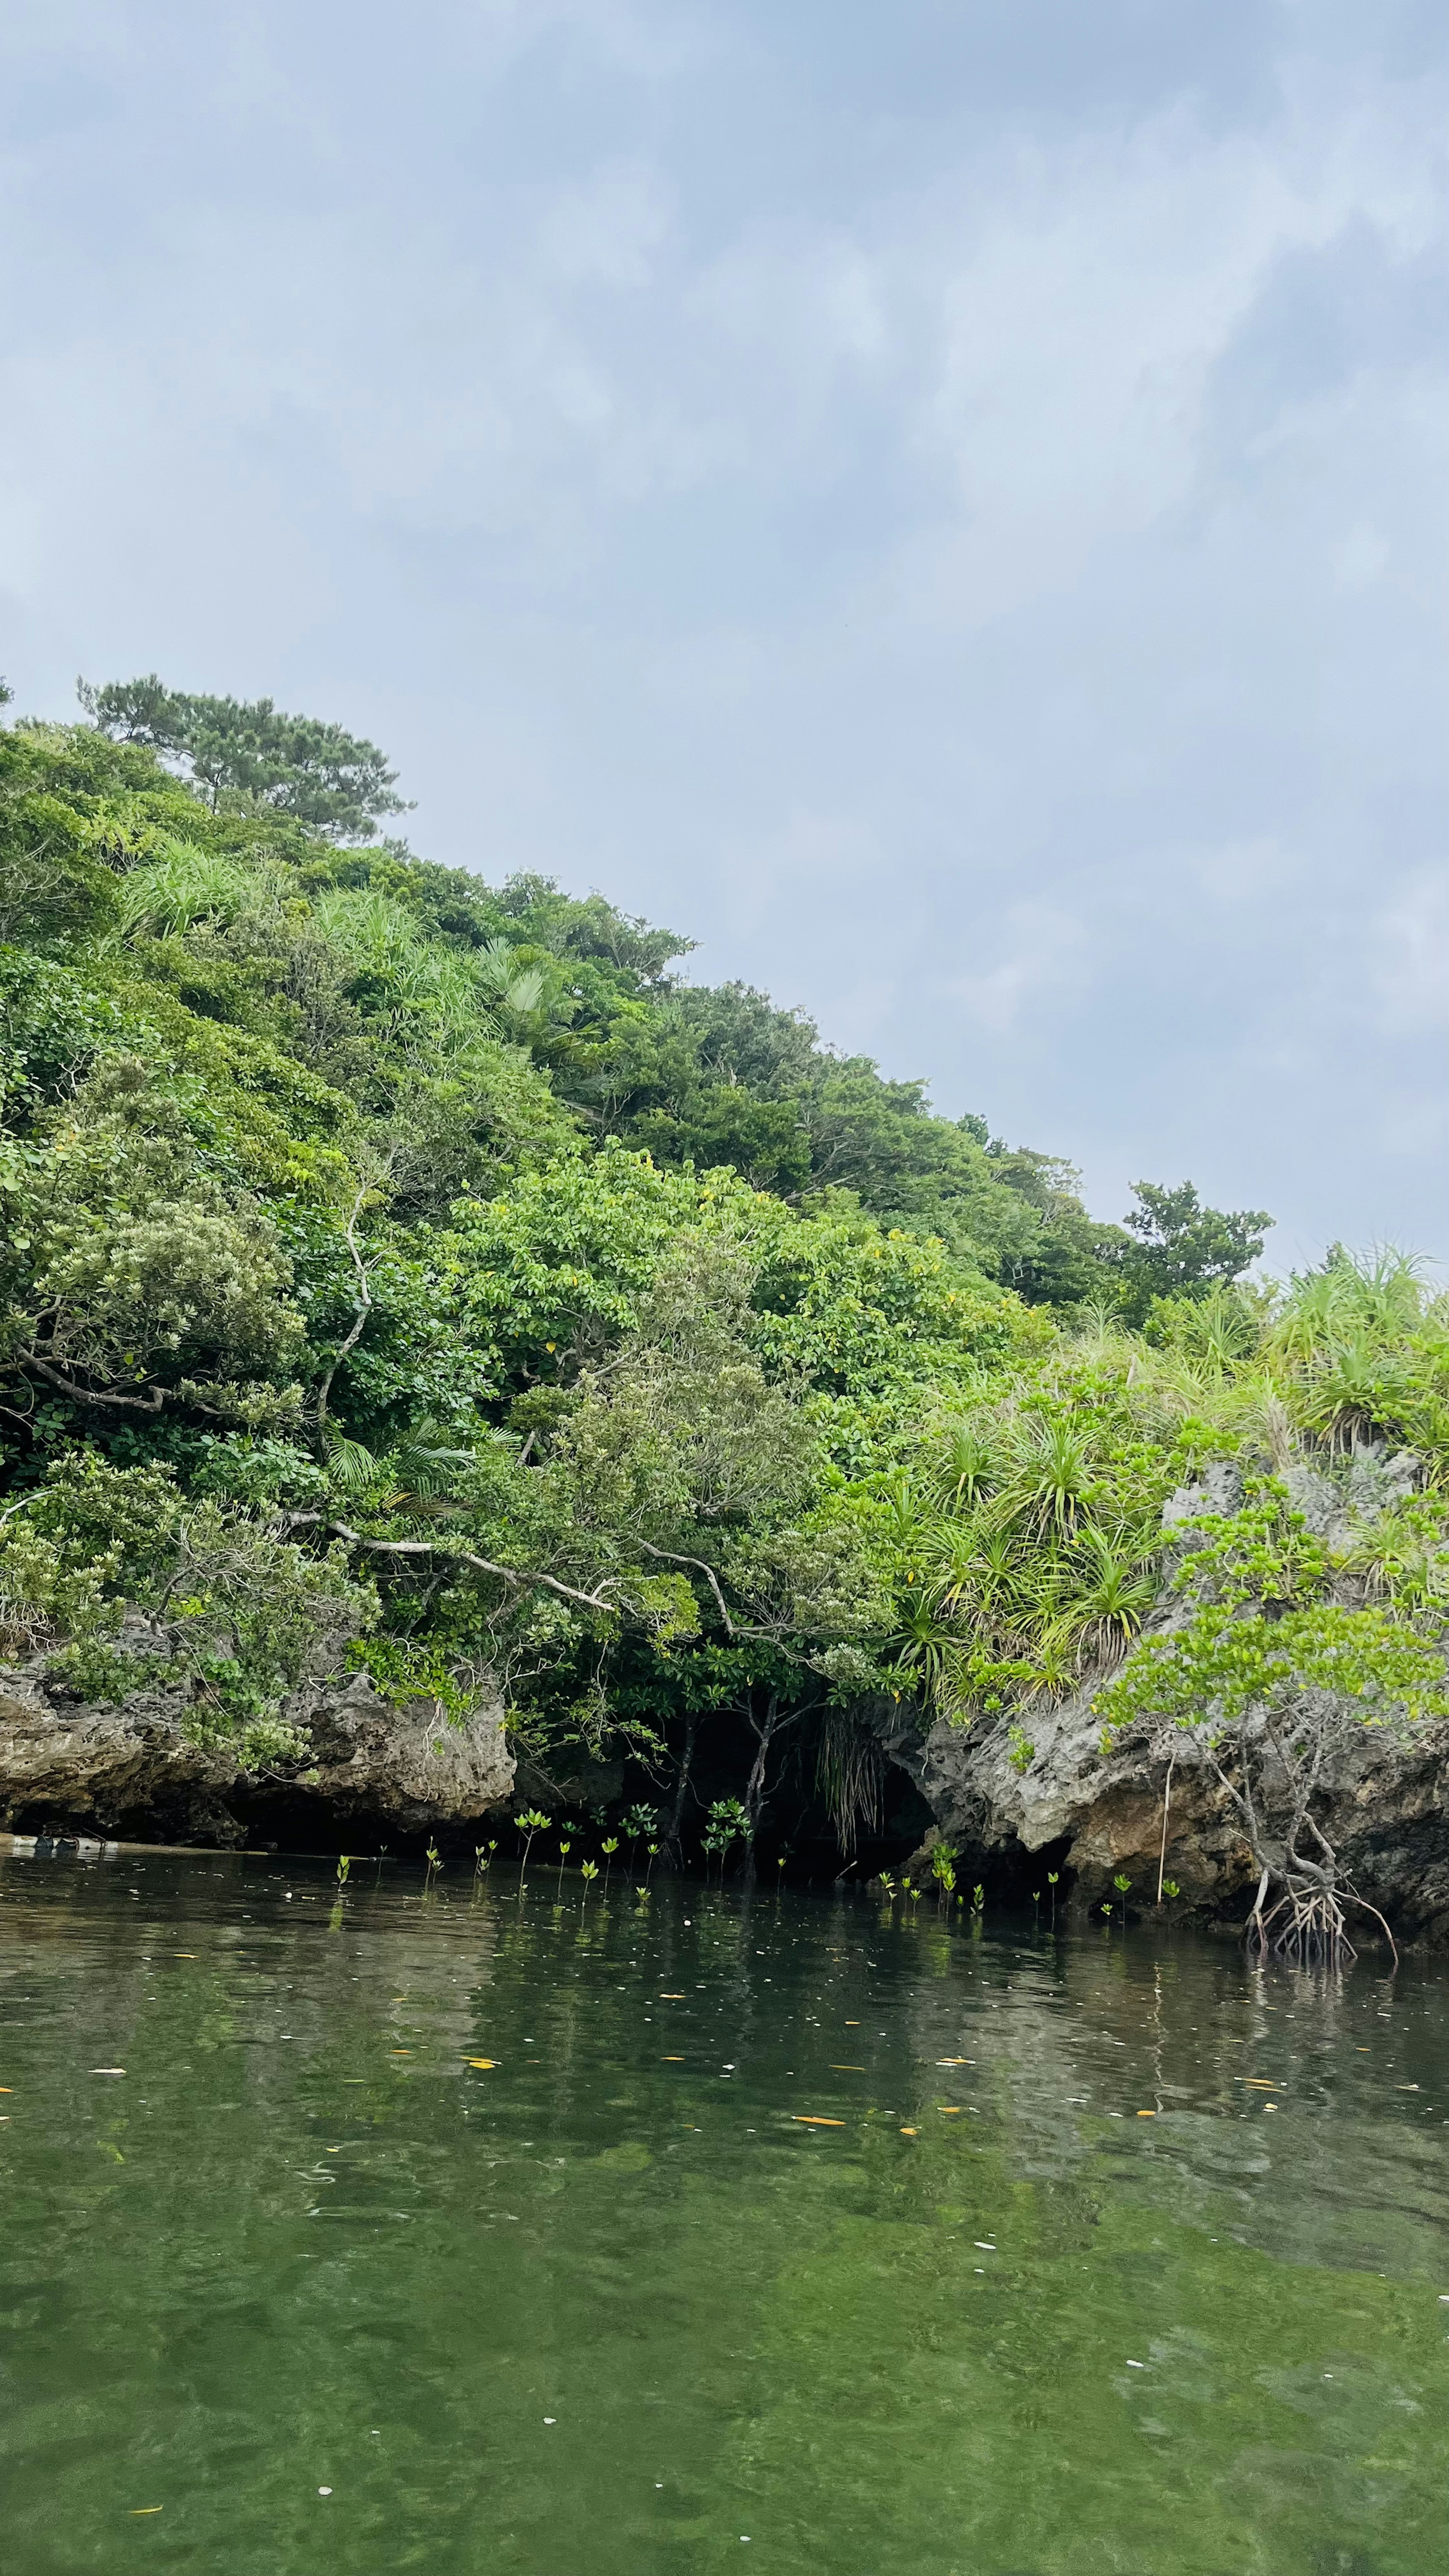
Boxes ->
[21,1355,166,1413]
[315,1184,377,1448]
[321,1520,625,1616]
[635,1539,736,1636]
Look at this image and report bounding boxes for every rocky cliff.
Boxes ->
[0,1646,515,1849]
[885,1449,1449,1947]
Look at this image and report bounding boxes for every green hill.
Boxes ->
[2,680,1444,1937]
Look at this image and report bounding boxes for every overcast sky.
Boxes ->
[3,0,1446,1267]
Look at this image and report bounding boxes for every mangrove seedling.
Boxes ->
[702,1796,751,1883]
[580,1859,599,1902]
[556,1836,572,1894]
[1161,1878,1181,1901]
[1112,1871,1132,1928]
[515,1809,551,1895]
[474,1839,497,1878]
[335,1853,351,1888]
[1047,1869,1060,1927]
[970,1883,985,1915]
[645,1839,660,1886]
[623,1804,660,1874]
[425,1842,442,1881]
[601,1836,619,1893]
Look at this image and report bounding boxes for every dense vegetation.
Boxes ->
[2,680,1445,1923]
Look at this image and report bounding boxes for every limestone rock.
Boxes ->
[0,1652,514,1845]
[283,1671,515,1830]
[880,1447,1449,1944]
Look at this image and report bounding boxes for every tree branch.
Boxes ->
[635,1539,736,1635]
[317,1519,626,1616]
[315,1184,376,1447]
[20,1355,166,1413]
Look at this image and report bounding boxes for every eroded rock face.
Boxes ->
[884,1449,1449,1947]
[0,1653,514,1845]
[0,1665,246,1845]
[897,1689,1449,1943]
[285,1672,515,1832]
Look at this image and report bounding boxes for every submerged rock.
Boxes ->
[0,1653,514,1847]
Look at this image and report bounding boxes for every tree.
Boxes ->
[78,675,410,840]
[1097,1486,1449,1963]
[1117,1180,1271,1323]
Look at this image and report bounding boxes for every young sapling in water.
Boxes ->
[515,1810,551,1896]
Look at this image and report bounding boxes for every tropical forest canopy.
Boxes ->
[1,676,1444,1863]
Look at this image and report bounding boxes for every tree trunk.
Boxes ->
[666,1707,702,1856]
[743,1691,781,1836]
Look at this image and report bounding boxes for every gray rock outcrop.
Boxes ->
[883,1447,1449,1945]
[0,1649,514,1846]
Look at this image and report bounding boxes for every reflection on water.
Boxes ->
[2,1850,1447,2575]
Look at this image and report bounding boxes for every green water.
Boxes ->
[2,1855,1447,2575]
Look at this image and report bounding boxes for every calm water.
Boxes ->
[2,1854,1447,2576]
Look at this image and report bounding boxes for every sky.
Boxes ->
[3,0,1446,1269]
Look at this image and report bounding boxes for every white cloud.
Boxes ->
[942,906,1091,1039]
[1371,869,1449,1033]
[0,0,1444,1254]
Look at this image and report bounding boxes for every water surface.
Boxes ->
[2,1851,1447,2574]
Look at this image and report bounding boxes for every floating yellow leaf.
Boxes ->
[830,2065,864,2072]
[465,2058,498,2069]
[130,2507,163,2515]
[1136,2110,1156,2118]
[792,2115,844,2127]
[899,2126,918,2136]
